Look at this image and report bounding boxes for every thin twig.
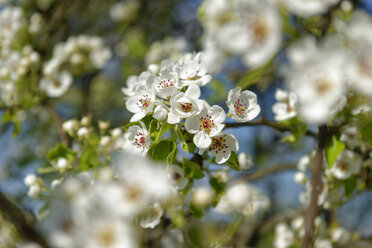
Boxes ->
[225,118,317,138]
[46,101,69,147]
[301,125,328,248]
[0,192,50,247]
[231,163,297,185]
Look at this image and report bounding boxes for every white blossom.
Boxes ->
[139,202,163,229]
[272,89,298,121]
[123,121,150,155]
[40,71,73,98]
[226,87,260,122]
[185,102,226,149]
[199,133,239,164]
[273,223,295,248]
[286,36,347,124]
[328,150,362,179]
[176,52,211,87]
[125,86,156,122]
[168,84,203,124]
[168,165,188,190]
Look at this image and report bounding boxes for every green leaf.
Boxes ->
[343,177,357,197]
[226,151,240,170]
[324,135,345,168]
[281,124,307,144]
[47,143,69,161]
[209,177,226,207]
[190,204,204,219]
[360,123,372,148]
[183,159,204,179]
[151,140,176,165]
[236,57,274,90]
[175,126,189,153]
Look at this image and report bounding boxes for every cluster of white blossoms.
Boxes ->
[145,36,189,66]
[285,35,347,124]
[274,217,353,248]
[294,148,370,210]
[38,154,177,248]
[199,0,281,73]
[284,10,372,124]
[41,35,112,98]
[122,52,261,164]
[0,7,41,106]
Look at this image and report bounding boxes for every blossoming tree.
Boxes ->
[0,0,372,247]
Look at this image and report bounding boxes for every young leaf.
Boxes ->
[226,151,240,170]
[209,177,226,207]
[183,159,204,179]
[324,135,345,168]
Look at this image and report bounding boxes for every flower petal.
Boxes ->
[193,131,212,149]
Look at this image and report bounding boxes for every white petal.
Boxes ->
[185,116,200,134]
[193,131,212,149]
[215,152,231,164]
[227,87,241,103]
[185,84,201,99]
[130,112,146,122]
[225,134,239,152]
[167,112,180,124]
[210,105,226,124]
[246,105,261,121]
[126,96,142,113]
[210,124,225,137]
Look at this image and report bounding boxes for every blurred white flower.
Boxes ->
[168,165,188,190]
[272,89,298,121]
[139,202,163,229]
[328,150,362,179]
[273,223,295,248]
[286,36,347,124]
[40,71,73,98]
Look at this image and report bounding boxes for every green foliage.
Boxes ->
[150,140,177,165]
[324,135,345,168]
[183,159,204,179]
[209,177,226,207]
[343,177,357,197]
[236,57,274,90]
[225,151,240,170]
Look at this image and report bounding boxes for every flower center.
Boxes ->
[337,161,349,172]
[252,17,267,42]
[157,79,174,89]
[234,99,248,118]
[134,132,146,149]
[173,172,181,181]
[96,227,115,246]
[315,78,331,95]
[137,94,151,110]
[180,102,192,113]
[210,136,228,154]
[199,114,215,133]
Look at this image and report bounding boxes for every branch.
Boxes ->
[301,125,328,248]
[0,192,50,247]
[231,163,297,185]
[225,118,317,138]
[46,101,69,147]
